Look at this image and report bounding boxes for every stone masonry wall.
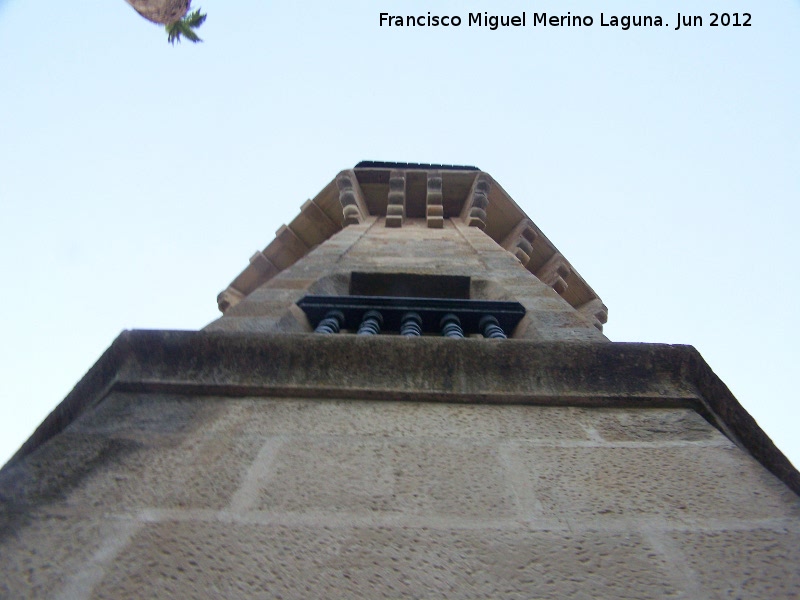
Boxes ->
[206,218,606,342]
[2,392,798,598]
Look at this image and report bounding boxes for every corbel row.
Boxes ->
[381,168,446,230]
[217,196,340,313]
[532,253,609,332]
[499,220,574,300]
[500,220,608,330]
[338,169,496,230]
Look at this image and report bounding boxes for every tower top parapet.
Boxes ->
[216,163,608,332]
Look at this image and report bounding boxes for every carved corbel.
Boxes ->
[386,170,406,228]
[217,286,245,313]
[460,173,491,229]
[336,170,369,226]
[426,171,444,228]
[536,253,571,295]
[501,218,538,267]
[577,298,609,332]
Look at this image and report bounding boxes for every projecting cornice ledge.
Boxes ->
[5,331,798,497]
[217,164,606,327]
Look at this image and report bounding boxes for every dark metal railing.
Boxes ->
[297,295,525,339]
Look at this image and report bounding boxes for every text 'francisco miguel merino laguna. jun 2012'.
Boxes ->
[379,12,752,31]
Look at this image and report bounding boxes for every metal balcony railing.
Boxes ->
[296,295,526,339]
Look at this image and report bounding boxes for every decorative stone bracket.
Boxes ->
[336,170,369,225]
[460,173,491,229]
[426,171,444,228]
[501,218,538,267]
[386,170,406,228]
[536,253,571,295]
[577,298,609,332]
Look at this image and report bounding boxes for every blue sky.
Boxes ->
[1,0,798,469]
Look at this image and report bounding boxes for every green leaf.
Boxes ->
[165,8,207,45]
[184,9,207,28]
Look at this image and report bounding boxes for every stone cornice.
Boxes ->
[5,330,797,496]
[217,165,606,330]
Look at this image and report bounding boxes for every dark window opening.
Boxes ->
[350,272,470,300]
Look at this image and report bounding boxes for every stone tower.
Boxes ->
[1,162,798,598]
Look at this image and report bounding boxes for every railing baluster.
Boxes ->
[479,315,507,339]
[440,314,464,338]
[357,310,383,335]
[400,312,423,337]
[314,310,344,334]
[298,295,525,338]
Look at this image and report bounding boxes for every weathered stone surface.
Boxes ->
[69,392,225,437]
[514,445,800,521]
[92,522,683,600]
[111,334,701,405]
[62,431,260,512]
[219,166,606,321]
[671,529,800,599]
[6,329,799,502]
[2,395,258,513]
[2,393,799,598]
[0,432,134,511]
[208,218,607,342]
[3,163,799,598]
[584,408,721,442]
[0,514,134,599]
[255,437,517,517]
[221,399,591,441]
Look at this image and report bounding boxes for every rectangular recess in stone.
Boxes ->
[402,170,428,218]
[358,183,389,216]
[350,272,470,299]
[93,522,680,599]
[513,445,800,521]
[256,438,517,517]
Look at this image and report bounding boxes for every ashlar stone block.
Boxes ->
[69,392,226,437]
[670,529,800,599]
[255,437,517,518]
[221,399,591,442]
[582,408,723,443]
[92,522,683,599]
[513,444,800,521]
[56,429,262,511]
[0,514,134,599]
